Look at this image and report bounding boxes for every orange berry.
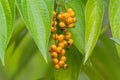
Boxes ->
[59,60,64,67]
[51,27,56,32]
[68,39,73,45]
[58,34,64,42]
[66,17,73,24]
[62,40,67,46]
[61,49,66,56]
[58,42,65,48]
[65,12,70,19]
[63,64,68,69]
[59,22,66,28]
[53,34,58,40]
[55,64,60,70]
[65,33,71,40]
[57,13,62,20]
[51,45,57,51]
[69,39,73,43]
[73,17,77,23]
[62,13,66,18]
[61,56,66,62]
[51,52,58,58]
[65,35,71,40]
[55,21,57,26]
[66,32,72,36]
[52,21,57,27]
[68,23,74,28]
[53,58,59,64]
[56,47,62,53]
[67,8,73,12]
[70,11,75,17]
[65,32,71,40]
[53,11,56,17]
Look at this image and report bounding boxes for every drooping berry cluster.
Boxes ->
[50,8,76,70]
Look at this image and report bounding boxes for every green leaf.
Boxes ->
[16,0,54,62]
[79,71,90,80]
[0,0,15,65]
[5,32,54,80]
[85,0,104,63]
[81,62,103,80]
[81,0,88,6]
[110,37,120,46]
[66,0,85,54]
[90,34,120,80]
[5,33,37,78]
[55,45,83,80]
[109,0,120,57]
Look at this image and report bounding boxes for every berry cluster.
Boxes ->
[58,8,77,30]
[50,8,76,70]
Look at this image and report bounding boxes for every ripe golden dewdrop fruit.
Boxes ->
[66,17,73,24]
[57,14,62,20]
[58,42,65,48]
[50,8,77,70]
[62,40,67,46]
[51,45,57,51]
[65,33,71,40]
[56,47,62,53]
[59,22,66,28]
[51,27,56,32]
[68,23,74,28]
[59,60,64,67]
[73,17,77,23]
[61,56,66,62]
[68,39,73,44]
[66,32,72,36]
[58,34,65,42]
[61,49,66,56]
[55,64,60,70]
[67,8,73,12]
[65,12,70,19]
[53,58,59,64]
[52,21,57,27]
[70,11,75,17]
[53,34,58,40]
[51,52,58,58]
[53,11,56,17]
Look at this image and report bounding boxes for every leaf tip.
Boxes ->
[44,56,48,64]
[83,54,88,65]
[0,54,5,66]
[41,52,48,64]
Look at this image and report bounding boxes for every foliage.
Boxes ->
[0,0,120,80]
